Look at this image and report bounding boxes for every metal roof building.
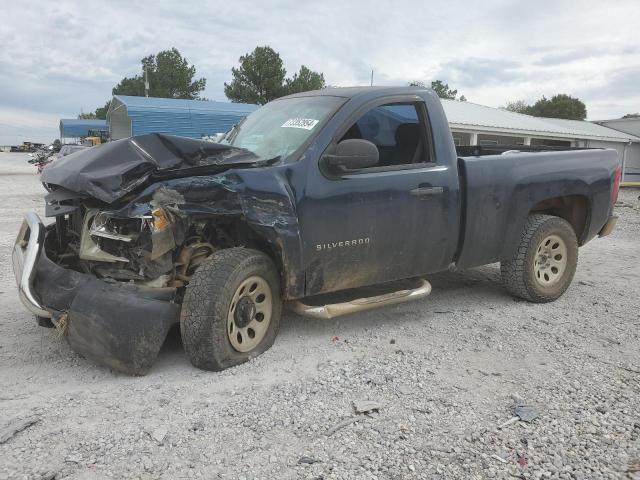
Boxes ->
[593,117,640,182]
[441,99,640,182]
[107,95,258,140]
[441,99,640,144]
[59,119,108,139]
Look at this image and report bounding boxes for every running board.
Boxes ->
[288,279,432,319]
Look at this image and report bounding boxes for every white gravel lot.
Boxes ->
[0,152,638,480]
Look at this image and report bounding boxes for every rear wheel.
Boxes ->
[180,248,281,371]
[501,214,578,303]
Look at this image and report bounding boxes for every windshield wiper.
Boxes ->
[224,118,247,144]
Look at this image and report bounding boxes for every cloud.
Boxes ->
[436,58,524,88]
[0,108,60,145]
[1,0,640,144]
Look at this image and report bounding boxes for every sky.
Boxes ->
[1,0,639,145]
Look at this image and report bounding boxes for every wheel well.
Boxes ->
[215,218,285,280]
[529,195,590,243]
[184,216,290,296]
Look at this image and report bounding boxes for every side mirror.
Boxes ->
[322,139,379,173]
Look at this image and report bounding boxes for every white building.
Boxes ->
[594,117,640,182]
[441,100,640,182]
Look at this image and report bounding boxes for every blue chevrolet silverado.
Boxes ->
[12,86,621,374]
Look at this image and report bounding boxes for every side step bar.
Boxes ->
[288,279,432,319]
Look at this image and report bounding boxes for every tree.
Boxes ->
[224,47,287,104]
[112,48,206,99]
[504,100,531,114]
[224,46,325,104]
[285,65,325,94]
[528,94,586,120]
[94,101,111,120]
[409,80,465,101]
[78,111,97,119]
[90,48,206,117]
[622,113,640,119]
[505,94,586,120]
[430,80,458,100]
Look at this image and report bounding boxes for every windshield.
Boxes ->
[225,96,344,162]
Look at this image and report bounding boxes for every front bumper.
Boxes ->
[12,213,180,375]
[12,212,49,317]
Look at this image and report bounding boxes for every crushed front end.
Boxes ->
[11,134,297,374]
[12,205,185,375]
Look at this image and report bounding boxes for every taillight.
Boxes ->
[612,165,621,204]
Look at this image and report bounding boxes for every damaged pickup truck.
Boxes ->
[13,87,621,374]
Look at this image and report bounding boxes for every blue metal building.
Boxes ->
[107,95,258,140]
[59,119,108,139]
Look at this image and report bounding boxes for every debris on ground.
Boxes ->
[298,456,320,465]
[0,415,40,444]
[326,417,360,436]
[498,416,520,430]
[491,453,508,464]
[517,452,528,467]
[64,454,82,464]
[353,400,382,414]
[514,404,539,423]
[150,426,168,444]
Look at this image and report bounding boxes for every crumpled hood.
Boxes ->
[41,133,260,203]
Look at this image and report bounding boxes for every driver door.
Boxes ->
[298,97,457,296]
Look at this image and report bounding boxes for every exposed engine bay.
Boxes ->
[44,204,231,290]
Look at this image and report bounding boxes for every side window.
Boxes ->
[339,102,430,168]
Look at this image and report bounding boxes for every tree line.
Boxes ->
[82,46,624,122]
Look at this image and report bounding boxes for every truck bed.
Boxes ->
[454,148,619,269]
[455,144,593,157]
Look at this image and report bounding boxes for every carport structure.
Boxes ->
[59,119,108,141]
[107,95,258,140]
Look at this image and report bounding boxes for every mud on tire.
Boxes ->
[180,248,281,371]
[501,214,578,303]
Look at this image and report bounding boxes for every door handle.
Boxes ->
[410,186,444,197]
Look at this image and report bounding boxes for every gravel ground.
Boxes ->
[0,152,638,480]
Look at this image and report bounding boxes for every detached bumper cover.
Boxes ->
[12,213,180,375]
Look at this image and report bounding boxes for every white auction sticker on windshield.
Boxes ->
[281,118,319,130]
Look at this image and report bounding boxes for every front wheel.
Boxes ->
[180,248,282,371]
[501,214,578,303]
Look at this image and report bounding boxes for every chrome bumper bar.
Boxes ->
[12,212,51,318]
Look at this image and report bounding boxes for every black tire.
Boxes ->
[180,248,282,371]
[501,214,578,303]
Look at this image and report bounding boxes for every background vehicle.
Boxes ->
[13,87,620,374]
[28,144,88,173]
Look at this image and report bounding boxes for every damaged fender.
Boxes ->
[110,169,305,298]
